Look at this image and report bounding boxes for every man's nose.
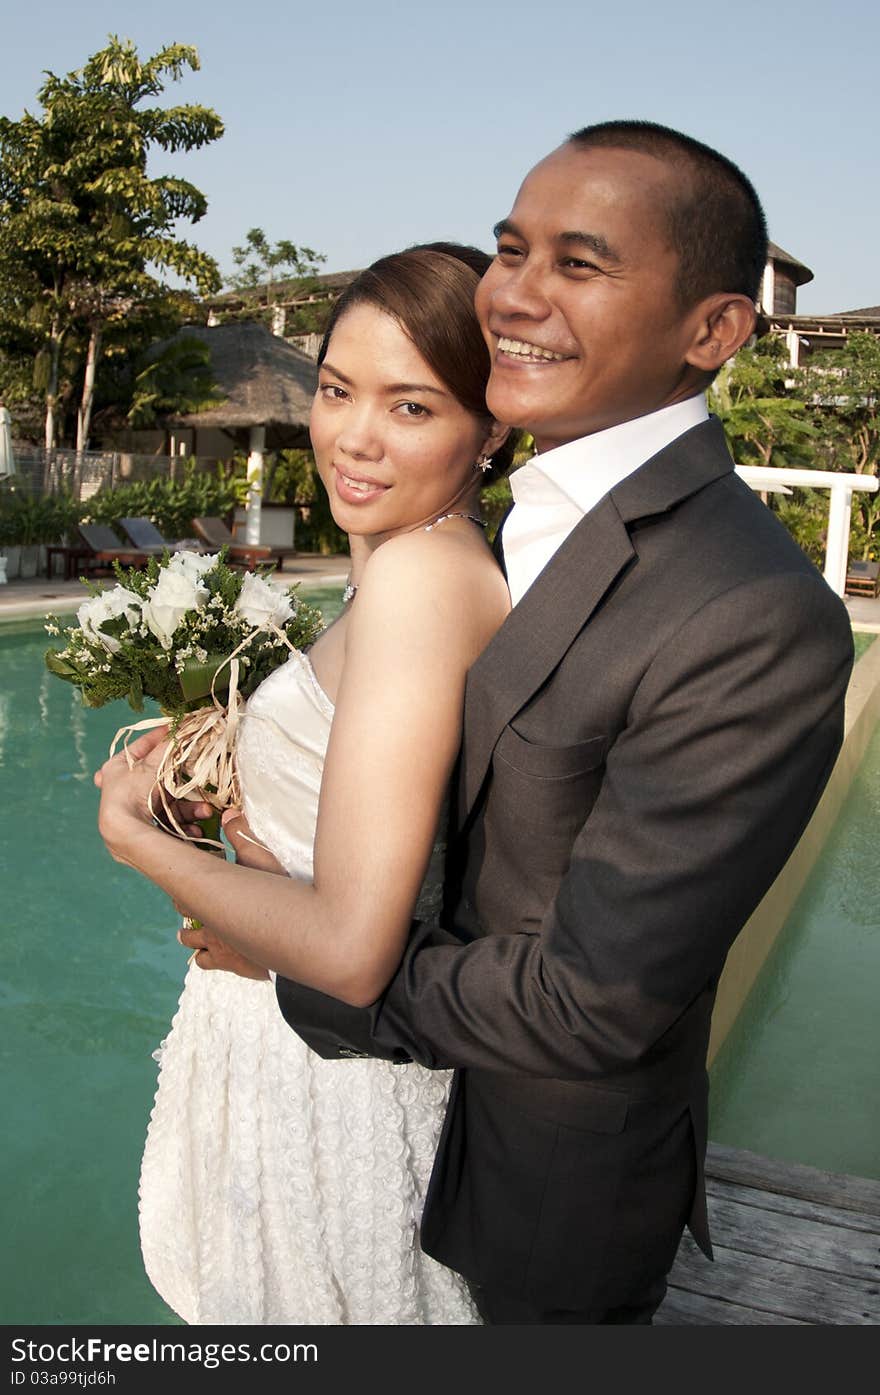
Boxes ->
[489,260,553,321]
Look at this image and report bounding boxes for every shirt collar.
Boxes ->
[509,395,709,513]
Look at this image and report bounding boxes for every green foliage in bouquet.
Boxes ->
[44,549,324,717]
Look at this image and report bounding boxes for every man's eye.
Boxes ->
[496,242,524,260]
[562,258,599,272]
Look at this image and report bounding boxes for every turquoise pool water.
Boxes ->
[1,591,341,1325]
[709,718,880,1178]
[0,611,876,1321]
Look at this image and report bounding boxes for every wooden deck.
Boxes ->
[656,1143,880,1324]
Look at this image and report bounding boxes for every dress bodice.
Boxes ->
[237,649,334,883]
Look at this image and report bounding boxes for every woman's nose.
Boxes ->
[336,408,383,461]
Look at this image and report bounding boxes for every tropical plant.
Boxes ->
[0,486,79,545]
[128,335,223,427]
[0,37,223,456]
[800,332,880,560]
[709,339,815,470]
[222,229,329,336]
[82,461,244,541]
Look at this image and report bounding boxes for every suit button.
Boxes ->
[337,1046,368,1059]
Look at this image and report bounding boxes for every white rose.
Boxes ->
[76,586,143,655]
[233,571,294,629]
[143,567,209,649]
[167,550,220,583]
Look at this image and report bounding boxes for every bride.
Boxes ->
[95,245,514,1325]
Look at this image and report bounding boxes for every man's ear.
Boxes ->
[685,293,757,375]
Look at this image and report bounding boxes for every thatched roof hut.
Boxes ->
[167,322,317,450]
[767,241,814,288]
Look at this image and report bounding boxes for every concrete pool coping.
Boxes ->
[0,554,351,621]
[708,631,880,1064]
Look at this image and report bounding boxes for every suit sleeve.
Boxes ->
[355,570,853,1076]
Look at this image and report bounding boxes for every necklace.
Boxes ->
[342,512,487,604]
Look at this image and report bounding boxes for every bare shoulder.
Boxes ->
[353,528,510,656]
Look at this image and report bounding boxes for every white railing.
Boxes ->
[735,466,879,597]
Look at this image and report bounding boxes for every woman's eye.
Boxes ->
[320,384,348,402]
[397,401,430,419]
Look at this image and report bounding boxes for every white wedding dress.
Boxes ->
[138,649,480,1325]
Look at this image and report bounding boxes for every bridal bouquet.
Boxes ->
[45,549,324,841]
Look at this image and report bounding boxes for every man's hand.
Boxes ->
[173,810,287,980]
[221,808,287,876]
[178,919,270,980]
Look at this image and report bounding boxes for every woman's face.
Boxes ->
[310,303,489,540]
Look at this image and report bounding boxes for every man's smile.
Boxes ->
[496,336,573,364]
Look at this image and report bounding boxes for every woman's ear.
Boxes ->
[685,293,757,376]
[480,419,511,461]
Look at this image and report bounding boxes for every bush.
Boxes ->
[0,486,79,545]
[224,448,349,556]
[82,461,244,541]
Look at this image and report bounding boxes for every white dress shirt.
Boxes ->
[502,396,709,605]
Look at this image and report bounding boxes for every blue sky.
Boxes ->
[5,0,878,314]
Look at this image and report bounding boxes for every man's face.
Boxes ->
[475,143,707,451]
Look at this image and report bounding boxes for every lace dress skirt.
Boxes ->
[138,652,479,1325]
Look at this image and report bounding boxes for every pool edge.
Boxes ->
[708,635,880,1064]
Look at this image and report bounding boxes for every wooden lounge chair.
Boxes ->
[191,516,298,569]
[46,523,150,579]
[118,516,208,555]
[844,560,880,599]
[191,516,274,569]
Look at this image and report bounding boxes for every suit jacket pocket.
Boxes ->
[482,729,607,910]
[495,726,607,780]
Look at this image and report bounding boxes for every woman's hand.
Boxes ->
[94,739,168,868]
[94,725,214,864]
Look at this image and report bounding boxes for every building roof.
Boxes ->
[165,322,317,448]
[208,268,361,311]
[828,305,880,318]
[767,241,814,287]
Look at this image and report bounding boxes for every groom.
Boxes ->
[204,122,854,1322]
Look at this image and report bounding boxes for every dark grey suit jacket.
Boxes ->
[276,417,853,1310]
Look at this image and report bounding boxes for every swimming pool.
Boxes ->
[709,714,880,1179]
[1,594,344,1325]
[1,614,876,1321]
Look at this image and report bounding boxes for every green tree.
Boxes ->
[0,36,223,457]
[800,332,880,559]
[128,334,222,428]
[709,337,815,469]
[225,228,327,334]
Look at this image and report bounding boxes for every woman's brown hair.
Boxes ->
[317,244,516,479]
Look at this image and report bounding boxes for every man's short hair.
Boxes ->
[568,120,768,308]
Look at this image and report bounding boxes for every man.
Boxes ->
[198,122,854,1323]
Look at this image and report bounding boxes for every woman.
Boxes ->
[95,246,514,1325]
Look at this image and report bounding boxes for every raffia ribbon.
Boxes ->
[110,625,297,850]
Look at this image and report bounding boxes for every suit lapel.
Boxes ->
[461,495,634,817]
[460,416,735,820]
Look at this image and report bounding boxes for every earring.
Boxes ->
[475,452,493,474]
